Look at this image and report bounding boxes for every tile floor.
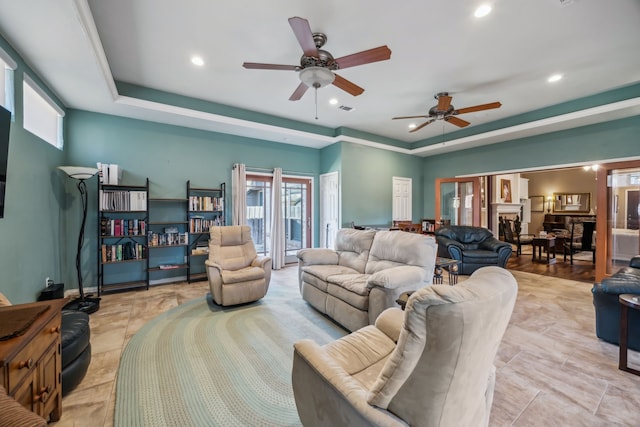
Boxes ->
[51,266,640,426]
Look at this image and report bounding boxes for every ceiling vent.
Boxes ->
[338,105,354,112]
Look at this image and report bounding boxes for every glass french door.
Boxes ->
[596,161,640,281]
[245,174,311,263]
[435,177,481,227]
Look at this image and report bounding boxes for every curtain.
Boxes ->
[270,168,285,269]
[232,163,246,226]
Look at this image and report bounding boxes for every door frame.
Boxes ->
[435,177,481,226]
[595,159,640,282]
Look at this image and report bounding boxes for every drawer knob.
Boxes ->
[18,358,33,369]
[49,325,61,334]
[34,390,49,403]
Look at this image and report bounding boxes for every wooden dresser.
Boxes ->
[0,298,67,422]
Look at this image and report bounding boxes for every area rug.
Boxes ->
[114,286,347,427]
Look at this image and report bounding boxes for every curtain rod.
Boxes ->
[242,165,315,177]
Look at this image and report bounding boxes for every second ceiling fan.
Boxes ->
[243,17,391,101]
[393,92,502,133]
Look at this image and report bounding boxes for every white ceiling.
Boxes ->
[0,0,639,156]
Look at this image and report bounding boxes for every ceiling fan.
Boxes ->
[392,92,502,133]
[242,17,391,101]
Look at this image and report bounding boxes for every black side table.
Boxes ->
[619,294,640,376]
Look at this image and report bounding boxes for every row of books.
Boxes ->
[97,162,122,185]
[189,196,223,212]
[101,243,146,263]
[189,216,223,233]
[100,190,147,211]
[148,231,188,247]
[100,218,146,237]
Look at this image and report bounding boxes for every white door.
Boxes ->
[392,177,412,221]
[320,172,340,248]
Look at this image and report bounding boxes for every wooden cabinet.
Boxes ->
[0,299,67,421]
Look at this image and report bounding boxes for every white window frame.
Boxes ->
[23,74,64,149]
[0,46,17,115]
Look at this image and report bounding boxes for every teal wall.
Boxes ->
[1,30,638,304]
[340,142,423,227]
[422,115,640,217]
[0,38,67,304]
[66,110,322,288]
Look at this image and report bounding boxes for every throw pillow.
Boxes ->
[0,385,47,427]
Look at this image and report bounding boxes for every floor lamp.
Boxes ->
[59,166,101,314]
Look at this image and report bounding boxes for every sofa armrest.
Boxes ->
[630,255,640,269]
[480,237,512,253]
[367,266,427,290]
[595,279,640,295]
[437,237,464,260]
[297,248,339,266]
[374,308,404,342]
[292,340,402,426]
[251,255,272,270]
[204,259,222,271]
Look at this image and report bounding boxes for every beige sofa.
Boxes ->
[297,228,437,332]
[292,266,518,427]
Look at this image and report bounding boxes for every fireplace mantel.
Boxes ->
[491,202,524,235]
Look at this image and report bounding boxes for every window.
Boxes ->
[0,46,16,114]
[23,75,64,149]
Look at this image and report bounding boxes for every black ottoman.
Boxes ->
[61,310,91,396]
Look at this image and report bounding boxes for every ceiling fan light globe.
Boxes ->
[299,66,335,88]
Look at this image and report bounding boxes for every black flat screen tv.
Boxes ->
[0,104,11,218]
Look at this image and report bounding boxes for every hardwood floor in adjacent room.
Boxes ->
[51,265,640,426]
[506,247,596,284]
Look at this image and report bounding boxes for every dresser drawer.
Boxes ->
[6,315,60,393]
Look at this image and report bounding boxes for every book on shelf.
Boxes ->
[101,243,145,262]
[100,189,147,211]
[189,196,224,212]
[96,162,123,185]
[158,264,181,270]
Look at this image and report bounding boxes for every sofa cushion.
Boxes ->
[365,230,437,275]
[463,249,499,262]
[220,266,265,284]
[335,228,376,273]
[302,264,360,292]
[327,275,370,310]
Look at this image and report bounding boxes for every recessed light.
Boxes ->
[548,73,563,83]
[191,56,205,66]
[474,4,492,18]
[408,123,417,129]
[329,98,338,105]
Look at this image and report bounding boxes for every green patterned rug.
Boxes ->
[114,285,347,427]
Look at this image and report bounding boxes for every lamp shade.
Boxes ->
[58,166,99,180]
[299,67,335,88]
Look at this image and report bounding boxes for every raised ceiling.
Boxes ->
[0,0,639,156]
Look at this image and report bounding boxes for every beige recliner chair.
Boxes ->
[292,266,518,427]
[205,225,272,306]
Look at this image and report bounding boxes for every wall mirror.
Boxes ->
[552,192,591,213]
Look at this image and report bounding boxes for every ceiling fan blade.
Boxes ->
[288,17,318,57]
[409,119,435,133]
[332,73,365,96]
[289,82,309,101]
[392,115,431,120]
[437,95,453,111]
[454,101,502,115]
[242,62,298,71]
[334,45,392,69]
[445,116,470,128]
